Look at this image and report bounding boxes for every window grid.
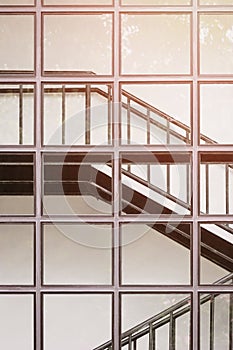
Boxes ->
[0,1,232,350]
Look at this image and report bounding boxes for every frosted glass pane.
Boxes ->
[0,0,34,4]
[0,15,34,71]
[44,0,111,4]
[122,0,190,4]
[200,0,233,4]
[121,14,190,74]
[0,295,34,350]
[43,15,112,75]
[200,84,233,144]
[200,15,233,74]
[0,85,34,145]
[44,294,112,350]
[0,224,34,285]
[43,223,112,284]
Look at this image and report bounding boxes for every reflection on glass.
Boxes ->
[0,294,34,350]
[43,84,112,145]
[44,294,112,350]
[0,85,34,145]
[121,152,191,216]
[44,0,111,4]
[0,224,34,285]
[121,84,191,145]
[200,224,233,285]
[121,14,190,74]
[200,14,233,74]
[200,154,233,215]
[200,293,232,350]
[42,153,113,215]
[43,223,112,285]
[121,223,190,285]
[0,153,34,215]
[200,84,233,145]
[122,0,190,4]
[122,294,190,350]
[0,15,34,72]
[43,14,112,75]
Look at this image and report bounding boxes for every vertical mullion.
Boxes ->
[192,2,199,350]
[35,2,42,350]
[230,292,233,350]
[19,84,23,145]
[113,3,120,350]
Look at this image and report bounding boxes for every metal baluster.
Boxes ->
[186,163,190,205]
[205,164,209,214]
[149,323,155,350]
[19,84,23,144]
[127,97,131,145]
[128,335,132,350]
[85,84,91,144]
[147,109,151,184]
[210,295,215,350]
[127,97,131,173]
[61,85,66,145]
[229,291,233,350]
[133,340,137,350]
[107,85,112,144]
[166,119,171,196]
[225,164,229,214]
[169,313,176,350]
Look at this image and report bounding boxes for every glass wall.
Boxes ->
[0,1,232,349]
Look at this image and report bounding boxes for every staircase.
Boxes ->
[0,85,232,349]
[94,273,233,350]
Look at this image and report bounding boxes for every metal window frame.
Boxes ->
[0,0,232,349]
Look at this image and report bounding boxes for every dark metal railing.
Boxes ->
[93,273,233,350]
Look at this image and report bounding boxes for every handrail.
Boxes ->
[93,272,233,350]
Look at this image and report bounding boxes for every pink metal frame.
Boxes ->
[0,1,232,350]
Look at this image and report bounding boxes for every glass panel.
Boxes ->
[0,294,34,350]
[200,153,233,215]
[42,153,112,215]
[122,294,191,350]
[121,84,191,145]
[200,84,233,145]
[121,223,191,285]
[0,85,34,145]
[43,84,112,145]
[121,14,190,75]
[0,224,34,285]
[200,0,233,4]
[200,223,233,285]
[43,294,112,350]
[121,152,191,216]
[0,0,34,4]
[44,0,111,4]
[43,14,112,75]
[122,0,190,4]
[0,15,34,72]
[200,293,232,350]
[200,14,233,74]
[0,153,34,216]
[43,223,112,285]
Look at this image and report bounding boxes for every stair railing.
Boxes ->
[93,272,233,350]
